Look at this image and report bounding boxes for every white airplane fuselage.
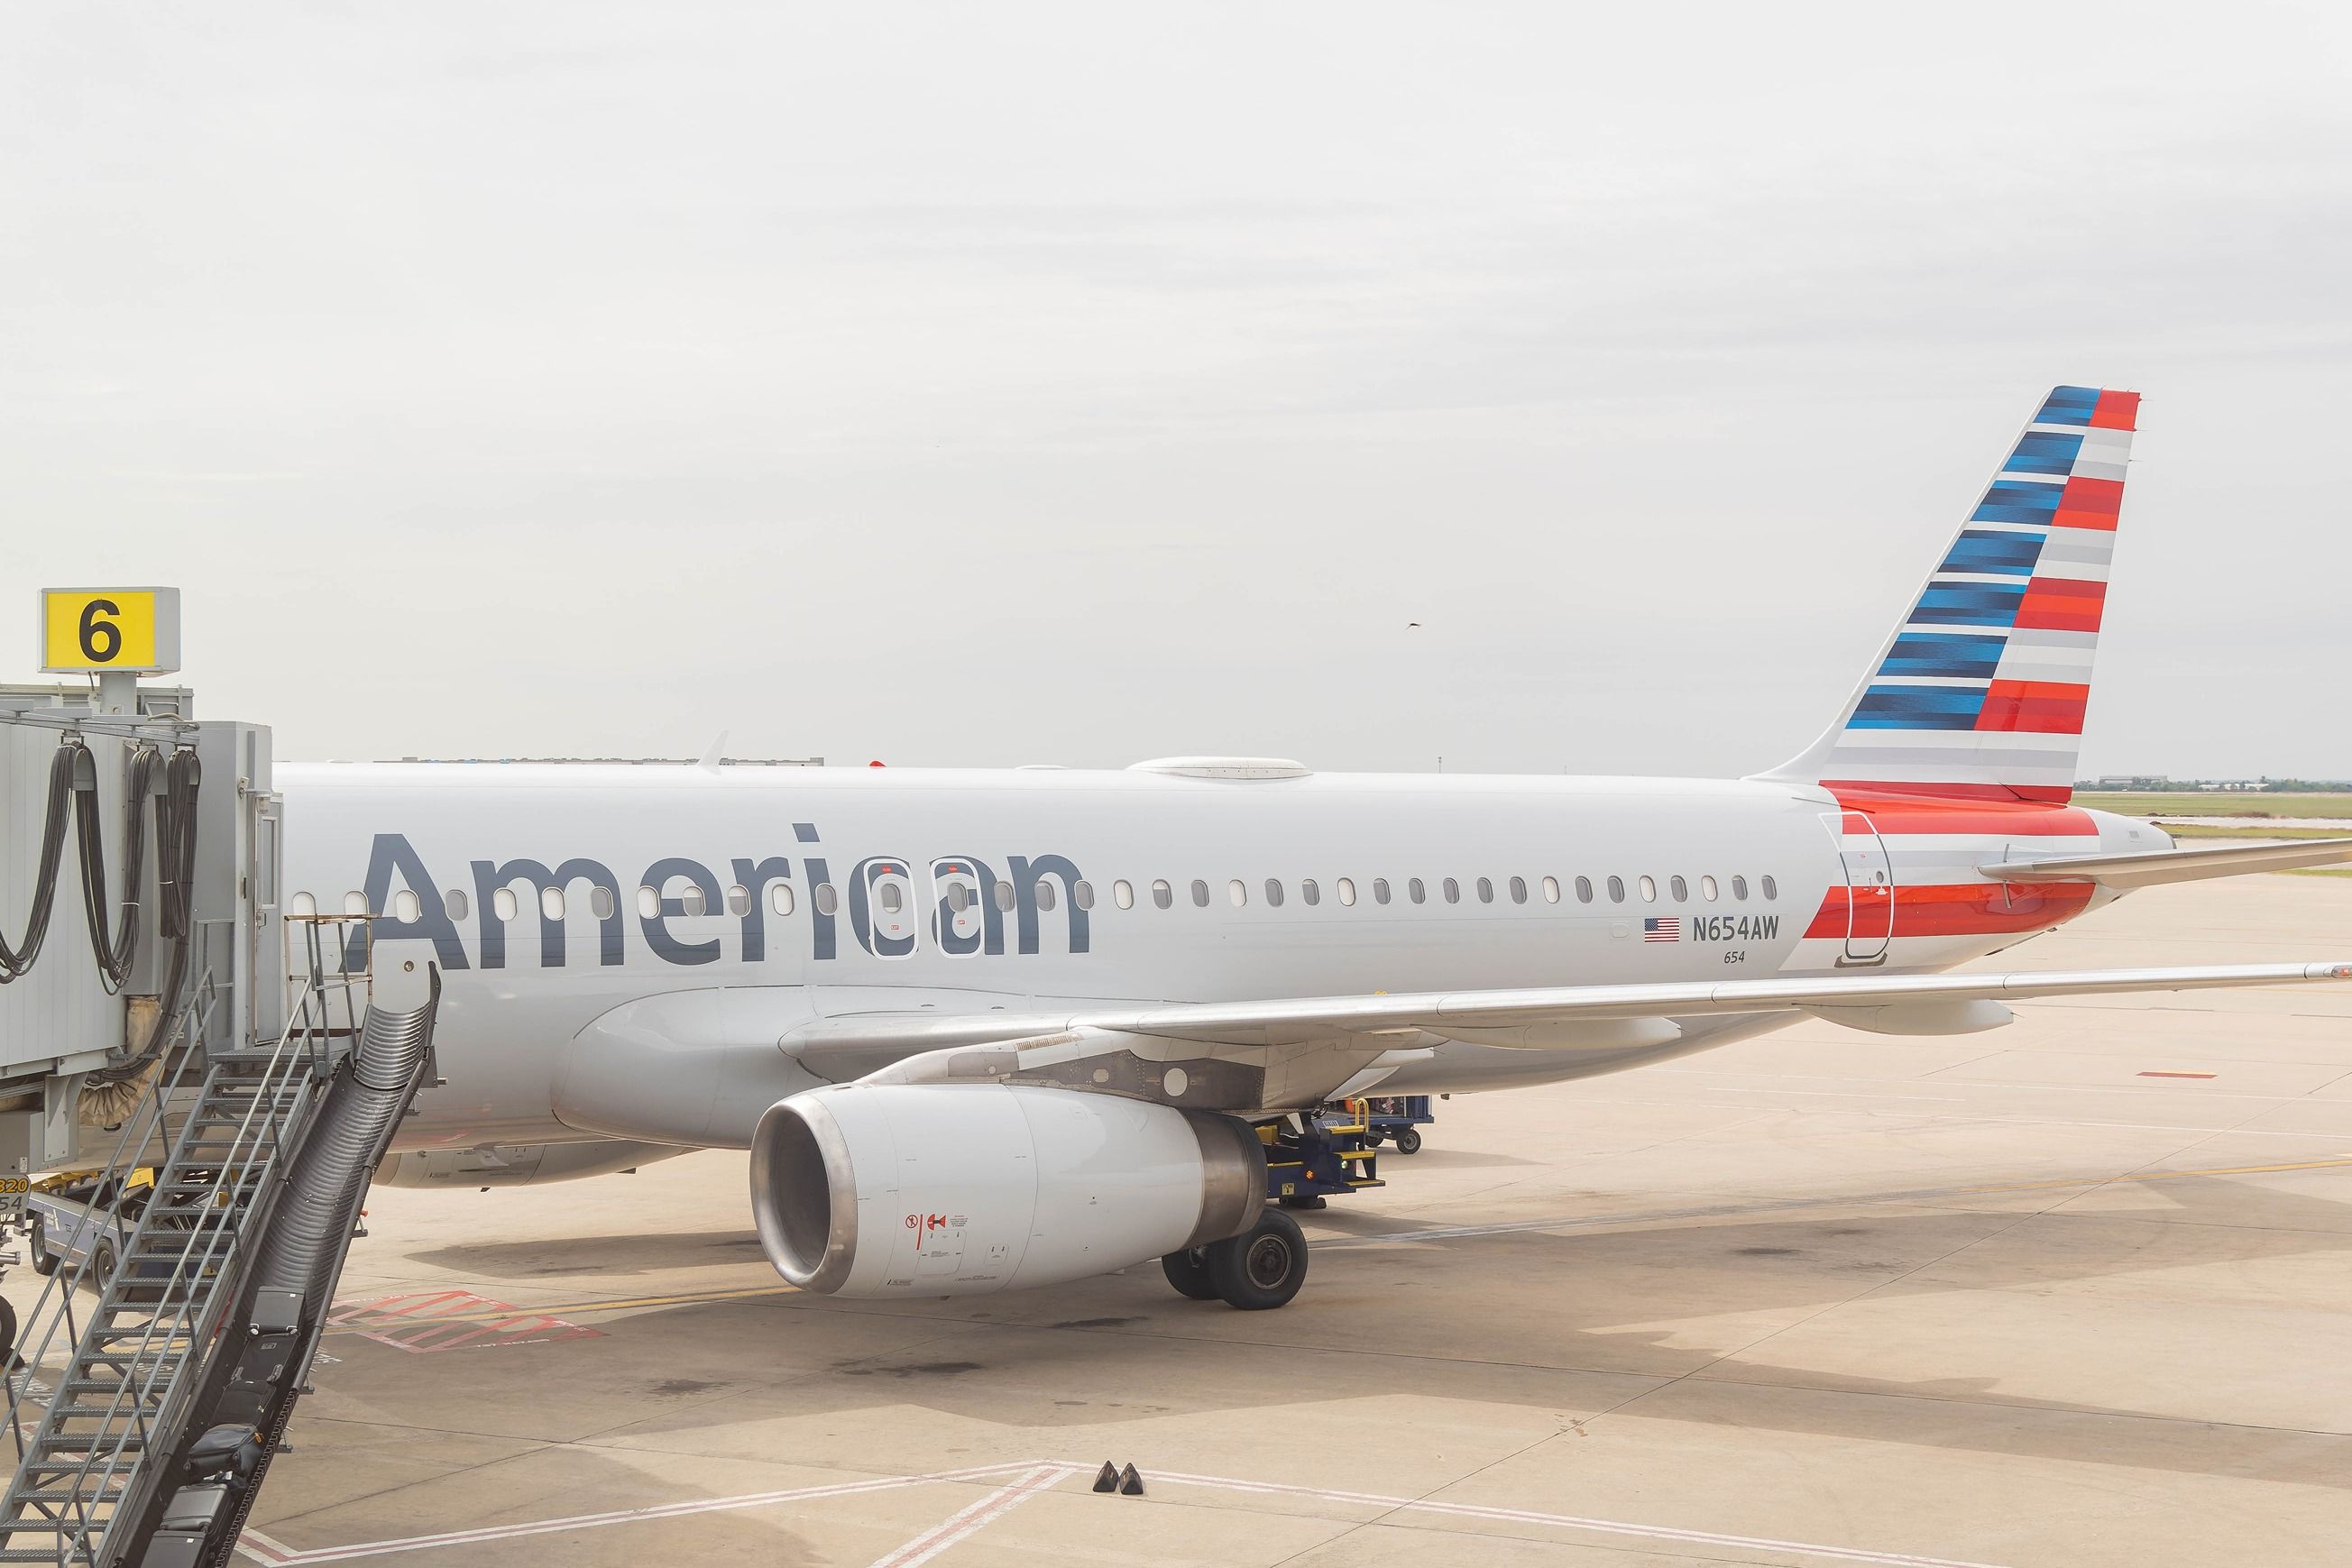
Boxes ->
[277,761,2159,1156]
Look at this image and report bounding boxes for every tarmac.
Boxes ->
[228,876,2352,1564]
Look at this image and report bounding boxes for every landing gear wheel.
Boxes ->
[1205,1208,1309,1311]
[1395,1126,1423,1155]
[1160,1247,1219,1301]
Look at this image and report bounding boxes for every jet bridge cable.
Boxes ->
[74,741,160,992]
[0,742,81,983]
[88,747,200,1082]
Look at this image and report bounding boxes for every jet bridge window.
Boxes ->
[1701,875,1718,902]
[446,889,469,922]
[1761,875,1778,901]
[1153,879,1173,909]
[1113,879,1135,909]
[1190,879,1209,907]
[1606,876,1624,903]
[1669,875,1687,902]
[1373,877,1391,904]
[1731,875,1748,901]
[1639,876,1657,903]
[1300,879,1320,906]
[1574,876,1593,903]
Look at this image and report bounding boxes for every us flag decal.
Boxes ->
[1643,917,1682,942]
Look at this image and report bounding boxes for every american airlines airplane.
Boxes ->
[283,386,2350,1310]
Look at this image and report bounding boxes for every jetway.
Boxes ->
[0,659,438,1566]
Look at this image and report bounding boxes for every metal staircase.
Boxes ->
[0,920,435,1567]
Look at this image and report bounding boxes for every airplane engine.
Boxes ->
[749,1083,1265,1297]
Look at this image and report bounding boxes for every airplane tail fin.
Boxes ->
[1755,386,2138,804]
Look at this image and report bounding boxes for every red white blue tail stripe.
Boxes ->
[1761,386,2136,805]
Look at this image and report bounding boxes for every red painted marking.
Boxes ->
[331,1290,603,1354]
[2090,390,2140,430]
[2139,1070,2217,1079]
[2013,576,2107,633]
[1825,788,2095,834]
[2052,475,2124,531]
[1821,779,2078,807]
[1974,680,2090,735]
[1804,881,2096,940]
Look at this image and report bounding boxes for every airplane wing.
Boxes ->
[1982,839,2352,888]
[792,960,2352,1079]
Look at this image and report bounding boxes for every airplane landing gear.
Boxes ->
[1161,1207,1309,1311]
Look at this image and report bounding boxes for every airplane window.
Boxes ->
[289,891,317,917]
[1701,875,1718,902]
[1301,879,1320,906]
[1669,875,1687,902]
[817,884,841,915]
[1191,879,1209,907]
[994,881,1016,912]
[1036,881,1058,912]
[1761,875,1778,901]
[446,889,468,921]
[1511,876,1529,904]
[636,885,659,919]
[392,889,420,922]
[1153,879,1174,910]
[594,886,620,920]
[494,887,519,922]
[344,891,369,916]
[1575,876,1593,903]
[1264,879,1284,907]
[1442,877,1460,904]
[1228,879,1247,907]
[681,885,706,917]
[880,883,905,914]
[771,883,795,916]
[946,883,970,913]
[1606,876,1624,903]
[1374,877,1392,904]
[1408,877,1426,904]
[1337,877,1356,906]
[1475,876,1493,903]
[1075,880,1096,910]
[1114,879,1135,910]
[1639,876,1656,903]
[1732,875,1749,901]
[541,886,566,921]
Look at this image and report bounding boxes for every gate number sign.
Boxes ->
[40,588,181,674]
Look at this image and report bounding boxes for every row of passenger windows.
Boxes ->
[289,871,1778,922]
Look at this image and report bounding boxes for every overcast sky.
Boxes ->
[4,5,2347,779]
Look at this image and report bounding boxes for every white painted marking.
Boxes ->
[863,1464,1068,1568]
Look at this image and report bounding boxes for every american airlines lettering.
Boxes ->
[343,830,1092,970]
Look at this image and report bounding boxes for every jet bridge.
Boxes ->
[0,625,439,1567]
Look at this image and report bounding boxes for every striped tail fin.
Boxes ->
[1757,385,2138,804]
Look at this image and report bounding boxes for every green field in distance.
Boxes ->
[2074,792,2352,820]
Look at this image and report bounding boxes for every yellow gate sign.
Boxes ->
[39,588,181,674]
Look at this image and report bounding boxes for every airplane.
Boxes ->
[278,385,2352,1311]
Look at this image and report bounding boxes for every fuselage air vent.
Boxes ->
[1128,756,1312,781]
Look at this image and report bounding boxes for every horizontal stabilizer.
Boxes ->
[1982,839,2352,889]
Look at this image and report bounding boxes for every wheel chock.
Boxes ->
[1118,1463,1144,1497]
[1092,1461,1119,1493]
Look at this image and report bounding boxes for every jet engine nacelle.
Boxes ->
[749,1083,1265,1297]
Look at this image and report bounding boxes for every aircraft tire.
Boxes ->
[1396,1127,1423,1155]
[1205,1208,1308,1311]
[1161,1247,1220,1300]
